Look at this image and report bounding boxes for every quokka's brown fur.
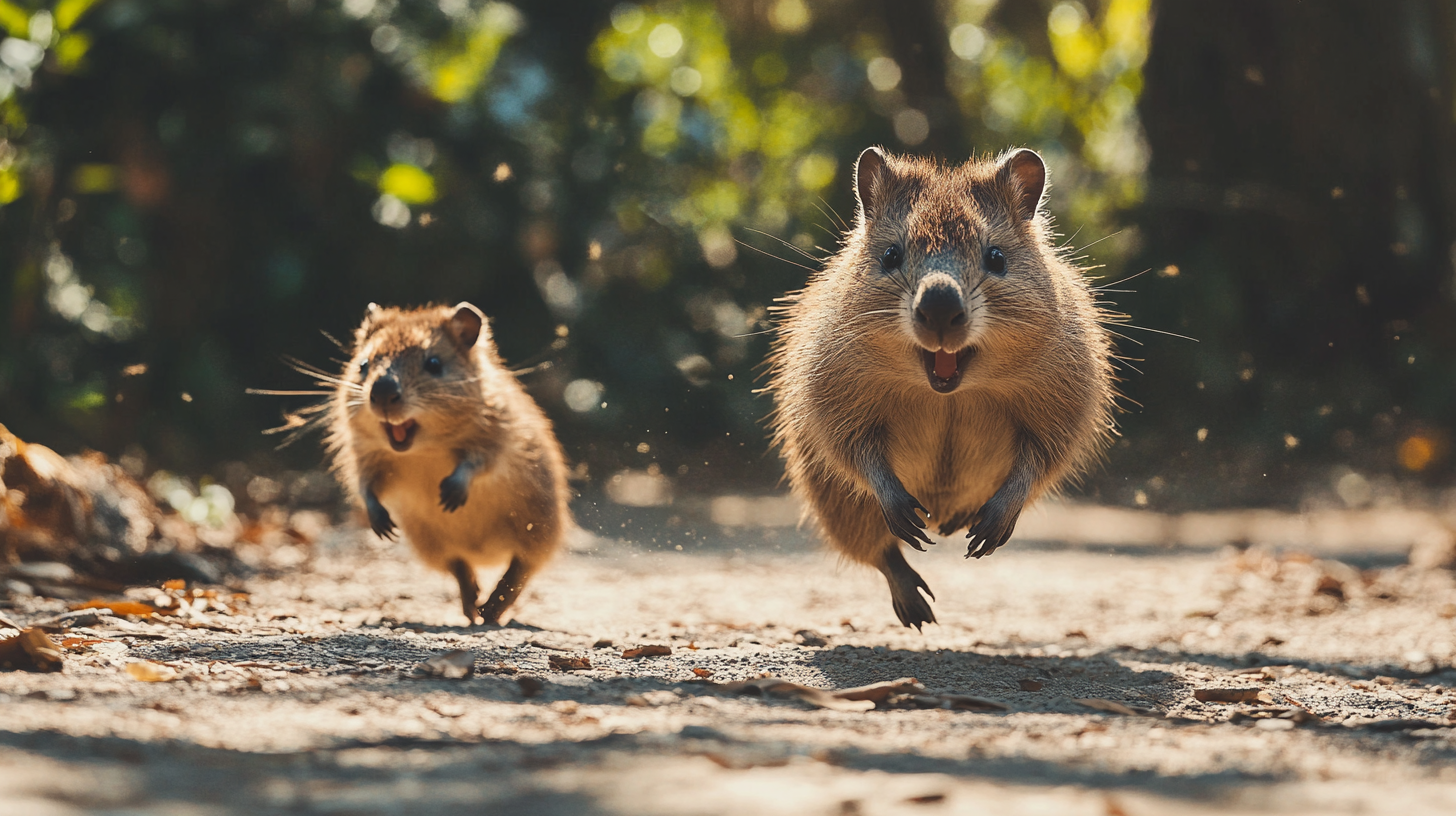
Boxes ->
[766,147,1117,629]
[328,302,570,625]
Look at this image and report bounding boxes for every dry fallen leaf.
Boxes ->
[1074,698,1161,717]
[126,661,179,682]
[725,677,875,712]
[412,649,475,679]
[834,677,924,702]
[1194,688,1274,704]
[0,627,65,672]
[692,667,714,678]
[1018,678,1044,692]
[70,600,160,617]
[58,637,112,650]
[622,645,672,659]
[548,654,591,671]
[162,579,186,591]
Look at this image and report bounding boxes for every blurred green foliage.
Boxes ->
[0,0,1452,509]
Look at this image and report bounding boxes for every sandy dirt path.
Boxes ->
[3,505,1456,815]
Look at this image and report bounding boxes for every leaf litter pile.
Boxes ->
[5,427,1456,813]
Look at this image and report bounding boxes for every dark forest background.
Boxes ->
[1,0,1453,513]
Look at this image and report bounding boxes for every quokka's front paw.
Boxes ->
[879,487,933,551]
[965,494,1022,559]
[365,493,397,540]
[439,472,470,512]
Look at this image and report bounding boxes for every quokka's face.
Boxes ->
[340,302,488,454]
[849,147,1057,395]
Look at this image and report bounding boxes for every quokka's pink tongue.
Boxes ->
[391,423,408,442]
[934,350,958,380]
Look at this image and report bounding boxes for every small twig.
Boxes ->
[0,612,26,632]
[28,609,115,631]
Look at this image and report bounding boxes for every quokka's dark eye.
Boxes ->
[881,244,904,270]
[424,356,443,376]
[983,246,1007,276]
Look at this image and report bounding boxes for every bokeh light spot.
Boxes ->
[1049,2,1088,37]
[611,4,644,34]
[564,379,604,413]
[669,65,702,96]
[795,152,836,190]
[648,24,683,59]
[71,163,118,194]
[893,109,930,145]
[1399,435,1437,472]
[378,164,437,205]
[866,56,901,91]
[768,0,811,33]
[342,0,376,19]
[949,24,986,61]
[372,194,411,228]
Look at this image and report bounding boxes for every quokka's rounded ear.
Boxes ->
[355,302,384,342]
[996,148,1047,222]
[854,146,890,221]
[449,302,486,349]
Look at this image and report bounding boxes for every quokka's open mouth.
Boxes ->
[920,347,976,394]
[382,419,418,452]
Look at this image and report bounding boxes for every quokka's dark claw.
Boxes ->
[439,474,469,512]
[964,498,1020,559]
[881,546,937,630]
[369,506,397,541]
[881,490,934,551]
[364,490,397,540]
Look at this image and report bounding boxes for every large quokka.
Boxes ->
[767,147,1117,629]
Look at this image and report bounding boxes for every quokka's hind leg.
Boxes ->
[477,555,540,624]
[877,544,936,630]
[449,558,482,624]
[800,470,937,630]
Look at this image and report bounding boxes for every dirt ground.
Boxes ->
[4,497,1456,815]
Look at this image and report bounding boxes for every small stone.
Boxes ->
[796,630,828,647]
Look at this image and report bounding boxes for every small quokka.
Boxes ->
[328,302,570,624]
[767,147,1117,629]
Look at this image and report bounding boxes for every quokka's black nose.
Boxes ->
[369,377,402,409]
[914,284,967,336]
